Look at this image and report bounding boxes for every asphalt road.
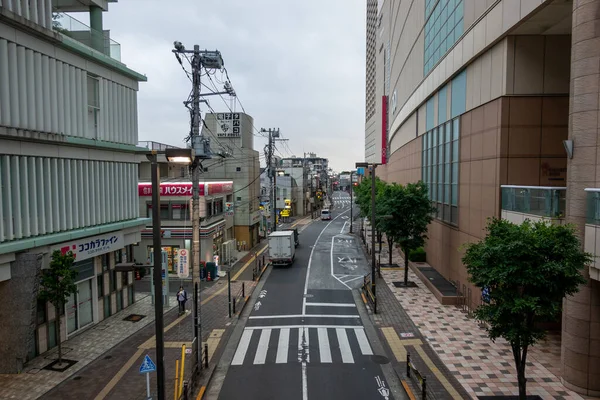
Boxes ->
[213,191,403,400]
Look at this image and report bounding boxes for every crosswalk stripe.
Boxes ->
[305,302,356,308]
[253,328,271,365]
[232,330,253,365]
[276,328,290,364]
[318,328,332,363]
[354,328,373,355]
[336,328,354,363]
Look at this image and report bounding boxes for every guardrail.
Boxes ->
[407,353,428,400]
[362,273,376,311]
[231,282,246,316]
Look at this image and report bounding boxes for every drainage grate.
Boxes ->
[370,355,390,364]
[392,281,418,288]
[123,314,146,322]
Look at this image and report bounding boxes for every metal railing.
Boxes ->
[138,141,179,151]
[501,185,566,218]
[586,189,600,225]
[406,353,429,400]
[362,273,376,310]
[52,12,121,61]
[231,282,246,316]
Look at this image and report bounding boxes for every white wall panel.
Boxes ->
[70,66,77,137]
[7,43,18,127]
[83,160,90,227]
[10,156,22,239]
[0,156,4,242]
[56,61,64,134]
[21,157,30,238]
[0,156,10,241]
[0,40,10,126]
[17,46,27,129]
[58,158,66,231]
[34,52,43,131]
[36,157,46,235]
[63,63,71,136]
[26,49,36,130]
[65,159,72,230]
[45,158,53,233]
[42,55,51,133]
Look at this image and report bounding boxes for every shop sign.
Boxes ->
[139,182,234,197]
[225,202,234,216]
[216,113,241,138]
[54,232,124,262]
[177,249,189,279]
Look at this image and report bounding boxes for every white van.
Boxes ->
[320,209,331,221]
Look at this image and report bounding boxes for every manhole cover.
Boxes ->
[370,355,390,364]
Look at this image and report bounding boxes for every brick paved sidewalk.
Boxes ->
[361,221,584,399]
[0,241,266,400]
[0,292,176,400]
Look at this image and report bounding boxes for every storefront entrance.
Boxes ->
[66,279,93,335]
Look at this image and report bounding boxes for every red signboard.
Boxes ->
[382,95,388,165]
[138,181,233,197]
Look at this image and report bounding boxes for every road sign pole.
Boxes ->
[146,372,150,399]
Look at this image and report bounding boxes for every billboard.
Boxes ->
[216,113,241,138]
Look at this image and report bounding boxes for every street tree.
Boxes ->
[462,218,590,399]
[375,183,399,265]
[353,177,387,249]
[38,250,78,366]
[380,181,434,285]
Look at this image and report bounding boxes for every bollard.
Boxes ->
[183,381,189,400]
[204,343,209,369]
[407,353,411,378]
[422,376,427,400]
[242,282,245,298]
[232,297,236,315]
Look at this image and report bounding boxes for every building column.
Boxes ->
[89,6,104,54]
[563,0,600,395]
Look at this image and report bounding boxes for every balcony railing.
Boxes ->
[586,189,600,225]
[52,12,121,61]
[501,185,566,218]
[138,141,179,151]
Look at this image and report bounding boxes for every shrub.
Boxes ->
[409,247,426,262]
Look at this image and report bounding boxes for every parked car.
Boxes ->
[321,209,331,220]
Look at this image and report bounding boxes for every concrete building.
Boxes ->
[134,178,234,272]
[201,112,261,249]
[279,154,330,217]
[368,0,600,395]
[0,0,147,372]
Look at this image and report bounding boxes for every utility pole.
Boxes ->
[173,41,225,378]
[261,128,286,232]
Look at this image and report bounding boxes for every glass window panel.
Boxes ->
[453,118,460,139]
[433,147,437,166]
[438,183,444,202]
[456,0,464,18]
[445,126,452,143]
[455,18,464,37]
[451,205,458,224]
[438,128,444,147]
[452,140,459,162]
[48,320,57,349]
[452,162,459,184]
[452,183,458,206]
[445,161,451,183]
[445,142,451,164]
[445,184,451,205]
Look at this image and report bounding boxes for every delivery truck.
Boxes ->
[268,230,296,267]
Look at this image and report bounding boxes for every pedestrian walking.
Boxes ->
[176,286,187,315]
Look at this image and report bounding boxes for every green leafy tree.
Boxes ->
[379,181,435,285]
[462,218,590,399]
[38,250,78,365]
[375,183,399,265]
[353,177,387,250]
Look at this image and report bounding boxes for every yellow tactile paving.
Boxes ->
[206,329,225,362]
[93,348,144,400]
[413,344,462,399]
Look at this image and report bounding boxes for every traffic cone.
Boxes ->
[207,271,212,282]
[135,269,140,280]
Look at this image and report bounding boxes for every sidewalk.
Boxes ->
[362,225,583,399]
[0,242,268,400]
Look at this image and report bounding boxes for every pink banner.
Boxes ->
[138,181,233,197]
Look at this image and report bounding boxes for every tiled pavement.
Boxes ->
[0,247,264,400]
[360,223,584,399]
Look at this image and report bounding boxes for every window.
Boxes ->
[214,199,224,215]
[102,253,109,272]
[122,270,129,287]
[422,116,460,225]
[115,249,123,264]
[424,0,464,75]
[236,167,241,172]
[97,273,104,298]
[36,299,46,325]
[111,270,117,292]
[236,196,242,201]
[171,203,190,220]
[87,75,100,139]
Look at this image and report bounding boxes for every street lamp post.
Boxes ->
[148,151,166,400]
[350,170,354,234]
[356,162,380,314]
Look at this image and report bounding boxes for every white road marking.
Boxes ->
[245,324,364,330]
[231,330,253,365]
[354,328,373,355]
[305,302,356,308]
[331,235,352,290]
[317,328,332,363]
[337,275,365,284]
[276,328,290,364]
[340,221,348,233]
[253,328,272,364]
[302,209,349,314]
[336,328,354,363]
[249,314,360,319]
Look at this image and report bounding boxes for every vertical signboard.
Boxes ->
[382,95,388,164]
[177,248,189,278]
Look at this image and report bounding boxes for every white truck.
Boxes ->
[268,230,296,267]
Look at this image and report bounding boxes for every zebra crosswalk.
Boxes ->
[231,325,373,366]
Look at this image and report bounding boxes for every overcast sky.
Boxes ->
[103,0,366,173]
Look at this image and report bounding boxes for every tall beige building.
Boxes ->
[368,0,600,395]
